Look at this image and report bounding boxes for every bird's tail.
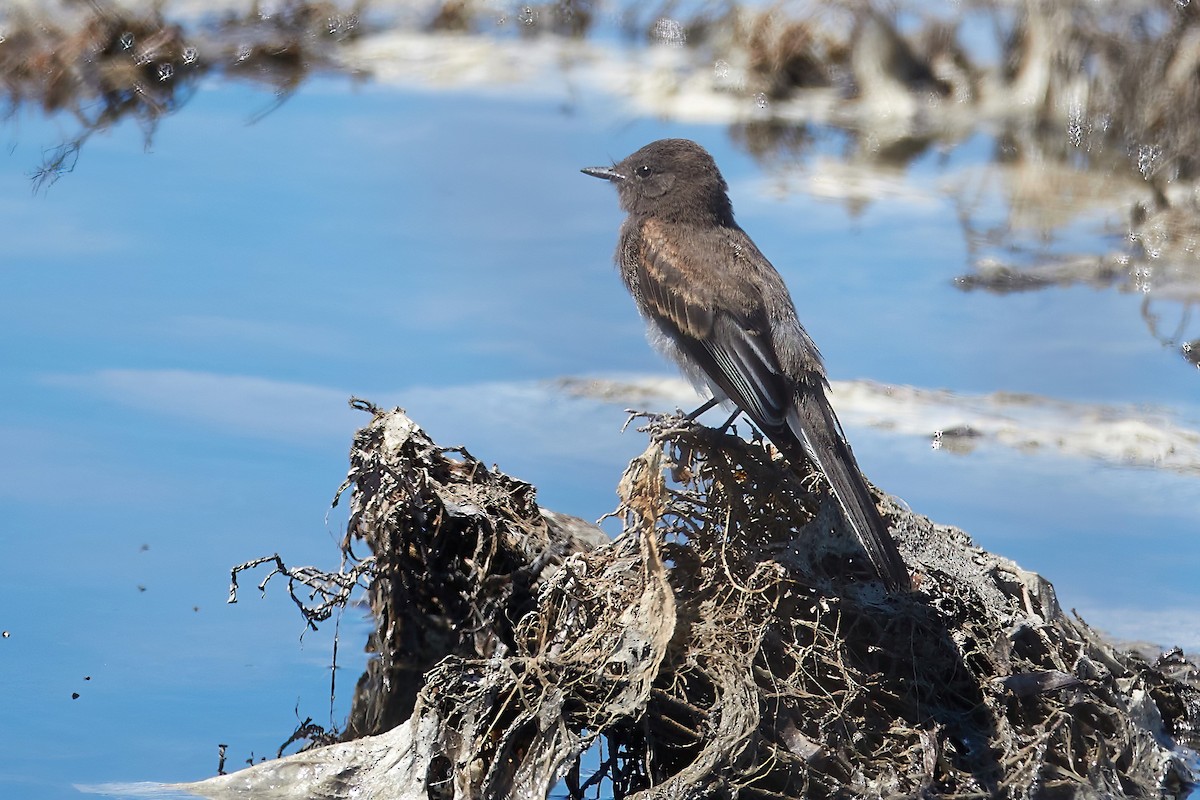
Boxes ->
[782,387,911,593]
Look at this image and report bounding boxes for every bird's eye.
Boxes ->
[635,164,653,178]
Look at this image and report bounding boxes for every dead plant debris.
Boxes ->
[196,400,1199,800]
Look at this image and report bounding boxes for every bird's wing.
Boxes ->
[633,224,792,431]
[632,221,910,592]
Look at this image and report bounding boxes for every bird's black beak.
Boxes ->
[581,166,626,182]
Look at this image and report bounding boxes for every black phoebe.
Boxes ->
[583,138,910,592]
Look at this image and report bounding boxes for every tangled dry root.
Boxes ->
[191,402,1198,800]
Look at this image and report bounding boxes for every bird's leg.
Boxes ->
[684,397,740,433]
[715,409,741,435]
[685,397,720,420]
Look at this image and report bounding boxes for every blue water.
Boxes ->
[1,48,1198,800]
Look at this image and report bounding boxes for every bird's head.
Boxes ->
[582,138,734,224]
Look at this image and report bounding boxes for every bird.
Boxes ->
[582,138,910,593]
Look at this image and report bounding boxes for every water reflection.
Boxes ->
[4,0,1199,361]
[560,375,1200,475]
[2,0,362,187]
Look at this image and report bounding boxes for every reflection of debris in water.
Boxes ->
[953,196,1200,368]
[1184,340,1200,369]
[555,375,1200,475]
[7,0,1200,360]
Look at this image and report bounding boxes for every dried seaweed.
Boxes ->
[187,401,1199,800]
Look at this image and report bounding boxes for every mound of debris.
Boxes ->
[183,401,1199,799]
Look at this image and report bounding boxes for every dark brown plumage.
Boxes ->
[583,138,910,592]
